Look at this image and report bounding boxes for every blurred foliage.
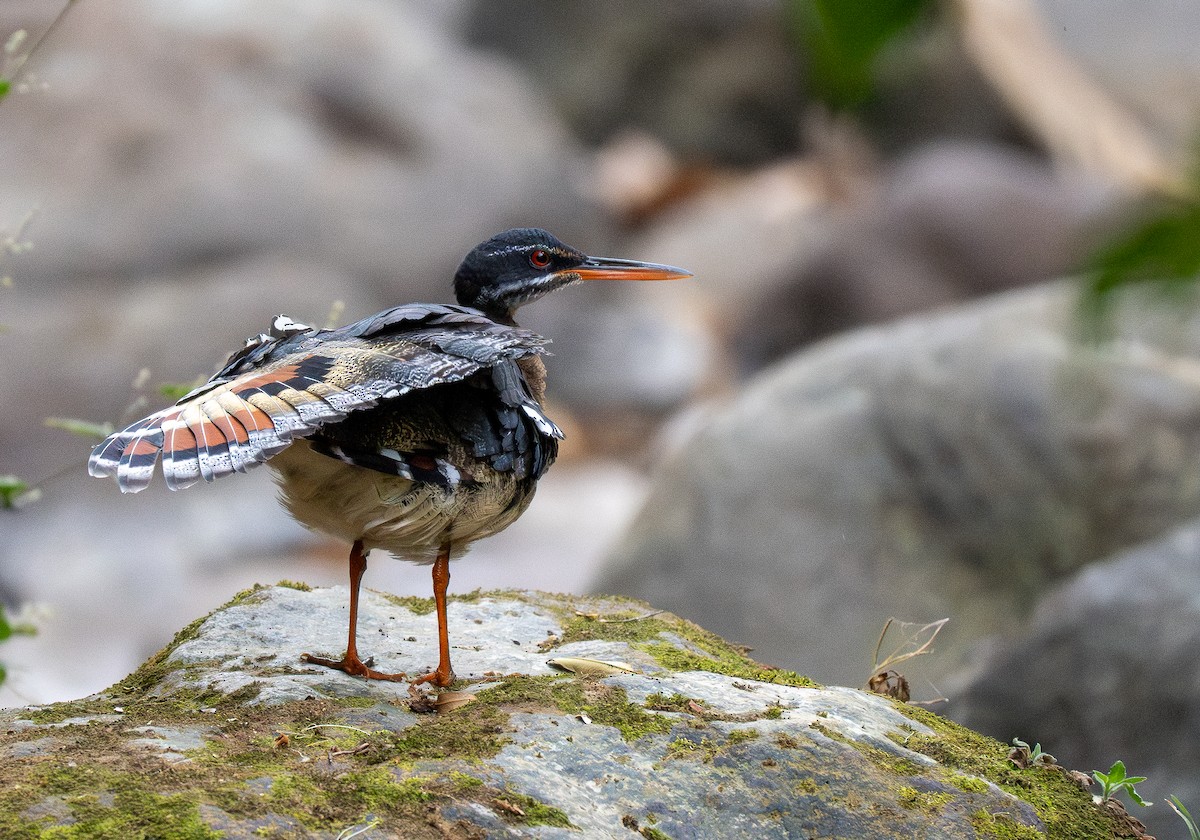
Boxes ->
[0,1,78,103]
[1082,145,1200,331]
[1,4,80,515]
[0,474,32,509]
[44,416,113,441]
[1085,198,1200,303]
[788,0,933,107]
[0,603,38,688]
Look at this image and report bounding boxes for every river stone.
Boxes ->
[0,585,1142,838]
[595,280,1200,692]
[950,515,1200,840]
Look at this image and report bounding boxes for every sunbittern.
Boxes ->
[89,228,691,688]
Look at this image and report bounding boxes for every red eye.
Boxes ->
[529,248,551,269]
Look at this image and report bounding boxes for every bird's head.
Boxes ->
[453,228,691,322]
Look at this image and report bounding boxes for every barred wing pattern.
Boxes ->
[88,304,556,493]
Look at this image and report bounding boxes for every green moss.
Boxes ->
[378,587,491,617]
[44,790,221,839]
[727,727,759,743]
[274,580,312,592]
[810,721,926,777]
[642,693,785,724]
[971,808,1046,840]
[641,642,816,686]
[544,609,818,687]
[0,760,219,840]
[386,701,509,761]
[663,728,761,763]
[951,774,990,794]
[582,690,675,742]
[897,785,954,813]
[495,791,575,828]
[377,593,436,616]
[446,771,485,790]
[640,826,673,840]
[898,705,1141,839]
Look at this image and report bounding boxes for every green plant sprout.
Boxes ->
[1009,737,1056,768]
[1092,760,1151,807]
[1169,796,1199,840]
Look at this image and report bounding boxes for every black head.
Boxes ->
[453,228,691,322]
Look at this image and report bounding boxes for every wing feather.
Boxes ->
[89,305,554,493]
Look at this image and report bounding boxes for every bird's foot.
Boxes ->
[410,665,455,689]
[300,652,407,682]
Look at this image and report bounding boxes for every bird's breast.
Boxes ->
[268,439,538,562]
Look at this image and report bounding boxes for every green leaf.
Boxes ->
[0,605,11,641]
[789,0,931,106]
[1089,201,1200,295]
[1168,796,1200,840]
[1127,786,1152,808]
[0,474,28,510]
[1093,760,1152,807]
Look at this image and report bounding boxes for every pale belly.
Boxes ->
[268,440,536,562]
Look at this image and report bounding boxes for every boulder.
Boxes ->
[951,516,1200,840]
[732,142,1110,371]
[0,585,1144,838]
[594,281,1200,693]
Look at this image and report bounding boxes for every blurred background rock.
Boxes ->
[2,0,1200,835]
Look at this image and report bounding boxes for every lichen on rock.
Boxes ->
[0,585,1145,838]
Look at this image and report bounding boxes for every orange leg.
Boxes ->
[301,539,406,682]
[411,541,454,688]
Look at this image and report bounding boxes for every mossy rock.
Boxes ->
[0,585,1148,838]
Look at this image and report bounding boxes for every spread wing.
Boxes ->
[88,304,554,493]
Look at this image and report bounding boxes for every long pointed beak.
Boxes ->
[573,255,693,282]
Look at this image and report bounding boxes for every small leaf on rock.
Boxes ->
[435,691,476,713]
[547,657,635,676]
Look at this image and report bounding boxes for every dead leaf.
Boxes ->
[868,669,911,703]
[407,684,437,714]
[493,798,526,817]
[434,691,477,713]
[547,657,635,676]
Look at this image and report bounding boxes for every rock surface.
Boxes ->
[0,585,1139,839]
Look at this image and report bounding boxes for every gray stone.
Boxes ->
[0,585,1131,838]
[126,724,215,763]
[595,281,1200,693]
[951,516,1200,840]
[462,0,807,165]
[733,142,1110,370]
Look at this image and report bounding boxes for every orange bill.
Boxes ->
[573,256,692,282]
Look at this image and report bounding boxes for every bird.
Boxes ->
[88,228,691,688]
